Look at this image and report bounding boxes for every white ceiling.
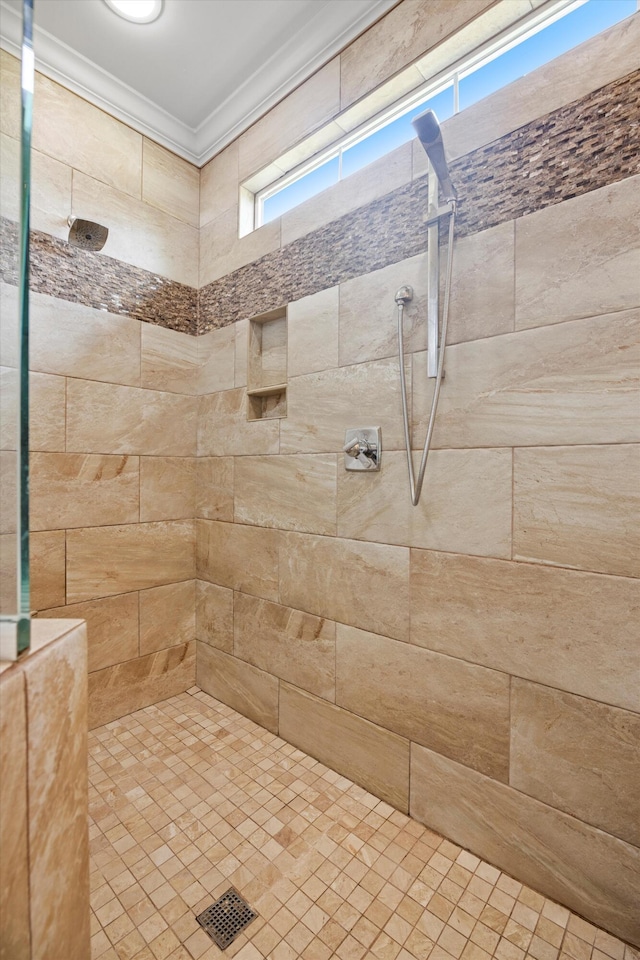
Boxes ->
[0,0,399,164]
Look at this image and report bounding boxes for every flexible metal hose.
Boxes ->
[398,206,456,506]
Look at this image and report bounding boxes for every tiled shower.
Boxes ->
[0,1,638,957]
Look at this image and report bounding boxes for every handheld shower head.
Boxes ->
[412,109,457,202]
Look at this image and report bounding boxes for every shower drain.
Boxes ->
[195,887,258,949]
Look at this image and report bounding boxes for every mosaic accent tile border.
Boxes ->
[0,218,198,335]
[198,69,640,332]
[1,70,638,336]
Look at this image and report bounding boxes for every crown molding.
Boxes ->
[192,0,400,165]
[0,0,399,166]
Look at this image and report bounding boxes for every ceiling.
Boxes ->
[0,0,399,164]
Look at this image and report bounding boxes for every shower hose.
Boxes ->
[397,205,456,506]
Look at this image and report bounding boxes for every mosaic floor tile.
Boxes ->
[88,689,638,960]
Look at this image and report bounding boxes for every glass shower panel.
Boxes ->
[0,0,33,659]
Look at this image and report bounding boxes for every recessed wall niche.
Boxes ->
[246,307,287,421]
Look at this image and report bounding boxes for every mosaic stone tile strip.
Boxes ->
[1,72,638,337]
[198,69,640,331]
[88,688,639,960]
[0,218,198,335]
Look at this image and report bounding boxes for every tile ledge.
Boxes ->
[0,619,86,675]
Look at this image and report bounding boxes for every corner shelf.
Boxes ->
[246,307,287,421]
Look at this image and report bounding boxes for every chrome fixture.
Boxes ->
[412,109,457,203]
[67,217,109,252]
[343,427,381,471]
[397,109,456,505]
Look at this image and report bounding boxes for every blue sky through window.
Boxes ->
[261,0,635,225]
[459,0,636,110]
[263,156,339,222]
[341,86,455,179]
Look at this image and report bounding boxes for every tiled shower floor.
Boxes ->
[89,689,636,960]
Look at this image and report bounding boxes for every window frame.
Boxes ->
[245,0,627,233]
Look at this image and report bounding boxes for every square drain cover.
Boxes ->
[196,887,258,950]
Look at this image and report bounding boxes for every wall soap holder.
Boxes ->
[246,307,287,421]
[343,427,381,471]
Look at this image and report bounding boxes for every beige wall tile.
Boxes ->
[273,118,345,177]
[338,449,512,558]
[444,221,515,344]
[67,520,195,603]
[196,642,279,734]
[511,680,640,846]
[413,311,640,448]
[411,550,640,714]
[410,746,640,947]
[280,683,410,812]
[336,624,510,782]
[199,207,280,287]
[24,623,90,960]
[280,358,405,454]
[30,530,66,611]
[514,445,640,578]
[442,14,640,163]
[72,171,199,286]
[196,580,233,653]
[142,139,199,227]
[234,454,337,536]
[281,143,412,246]
[0,669,30,960]
[288,286,339,378]
[31,372,66,453]
[30,453,139,531]
[66,379,197,456]
[1,135,72,241]
[234,593,336,701]
[238,58,340,180]
[337,65,425,136]
[196,457,234,522]
[234,319,249,387]
[34,73,142,198]
[30,291,141,386]
[196,519,279,602]
[88,642,195,728]
[0,293,64,447]
[197,325,236,394]
[141,323,199,395]
[280,531,409,642]
[340,0,493,108]
[198,389,279,457]
[0,50,20,139]
[0,283,18,366]
[0,451,16,535]
[139,580,196,655]
[338,255,428,368]
[0,534,17,614]
[200,141,238,227]
[0,366,18,452]
[515,177,640,330]
[35,593,139,673]
[140,456,196,521]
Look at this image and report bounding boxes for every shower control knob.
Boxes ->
[343,428,381,472]
[343,437,374,468]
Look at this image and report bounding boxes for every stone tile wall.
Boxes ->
[198,68,640,330]
[0,1,638,944]
[195,172,640,945]
[0,282,200,726]
[0,620,90,960]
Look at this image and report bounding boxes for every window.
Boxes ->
[250,0,636,230]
